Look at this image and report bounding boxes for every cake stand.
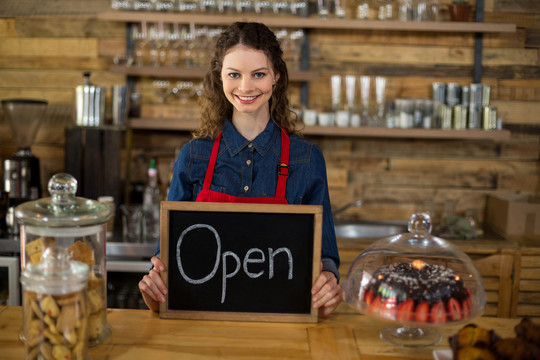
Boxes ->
[343,212,486,347]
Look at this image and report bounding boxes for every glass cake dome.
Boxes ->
[343,212,486,347]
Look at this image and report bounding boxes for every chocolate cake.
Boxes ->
[362,261,473,323]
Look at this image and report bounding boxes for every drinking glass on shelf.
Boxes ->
[152,79,172,103]
[236,0,255,13]
[111,0,133,10]
[345,75,356,112]
[154,0,175,11]
[133,0,154,10]
[334,0,347,18]
[199,0,218,12]
[428,0,439,20]
[178,0,199,12]
[376,0,393,20]
[191,26,207,68]
[317,0,330,18]
[132,22,148,66]
[207,27,224,49]
[287,29,304,71]
[255,0,272,13]
[415,0,428,21]
[374,76,387,126]
[217,0,235,12]
[172,81,194,104]
[272,0,290,15]
[147,22,169,67]
[359,75,371,125]
[398,0,413,20]
[290,0,307,16]
[275,28,289,47]
[168,23,182,67]
[331,75,342,112]
[181,23,197,68]
[355,0,369,19]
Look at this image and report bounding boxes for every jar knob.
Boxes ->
[408,212,432,237]
[48,173,78,205]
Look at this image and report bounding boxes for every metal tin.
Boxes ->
[461,86,470,107]
[482,106,497,130]
[446,83,462,107]
[432,82,446,103]
[468,83,483,129]
[75,72,106,127]
[440,104,453,129]
[453,105,468,129]
[432,83,446,128]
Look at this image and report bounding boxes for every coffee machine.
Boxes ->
[2,99,47,235]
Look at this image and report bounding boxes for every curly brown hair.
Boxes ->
[194,22,299,139]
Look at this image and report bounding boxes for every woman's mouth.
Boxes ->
[234,94,260,104]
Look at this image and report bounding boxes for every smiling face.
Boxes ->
[221,44,279,122]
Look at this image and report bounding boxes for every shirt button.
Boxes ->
[246,160,251,166]
[248,143,253,148]
[244,186,249,192]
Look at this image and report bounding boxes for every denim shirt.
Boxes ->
[165,119,340,280]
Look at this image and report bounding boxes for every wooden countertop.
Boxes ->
[0,306,522,359]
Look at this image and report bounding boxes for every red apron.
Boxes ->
[196,130,290,205]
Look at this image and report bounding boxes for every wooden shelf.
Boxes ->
[110,65,319,81]
[128,117,511,140]
[98,11,516,33]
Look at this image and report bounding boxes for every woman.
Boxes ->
[139,22,342,317]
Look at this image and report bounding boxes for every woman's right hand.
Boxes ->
[139,256,168,312]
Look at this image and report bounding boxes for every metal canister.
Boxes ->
[453,105,468,129]
[482,106,497,130]
[75,72,106,126]
[461,86,470,107]
[446,83,462,107]
[432,83,446,128]
[468,83,483,129]
[440,104,453,129]
[432,82,446,103]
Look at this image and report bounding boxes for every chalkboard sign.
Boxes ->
[159,201,322,323]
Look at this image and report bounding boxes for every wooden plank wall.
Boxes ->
[0,0,539,232]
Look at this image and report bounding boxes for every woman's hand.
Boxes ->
[311,266,343,318]
[139,256,168,312]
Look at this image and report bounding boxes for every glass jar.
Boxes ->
[21,246,89,360]
[16,173,112,346]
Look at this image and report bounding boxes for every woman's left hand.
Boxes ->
[311,267,343,318]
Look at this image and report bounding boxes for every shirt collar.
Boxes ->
[221,119,280,157]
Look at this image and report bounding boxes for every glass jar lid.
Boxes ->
[343,212,486,327]
[20,246,89,295]
[15,173,112,227]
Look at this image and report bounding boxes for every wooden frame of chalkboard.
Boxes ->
[159,201,322,323]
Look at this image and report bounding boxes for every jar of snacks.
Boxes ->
[20,246,90,359]
[16,173,112,346]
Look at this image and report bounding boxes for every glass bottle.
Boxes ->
[142,158,161,244]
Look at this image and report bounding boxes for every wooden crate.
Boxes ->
[515,249,540,318]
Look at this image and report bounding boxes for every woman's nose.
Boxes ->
[238,77,254,92]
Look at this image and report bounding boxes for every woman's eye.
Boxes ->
[228,73,240,79]
[253,72,266,79]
